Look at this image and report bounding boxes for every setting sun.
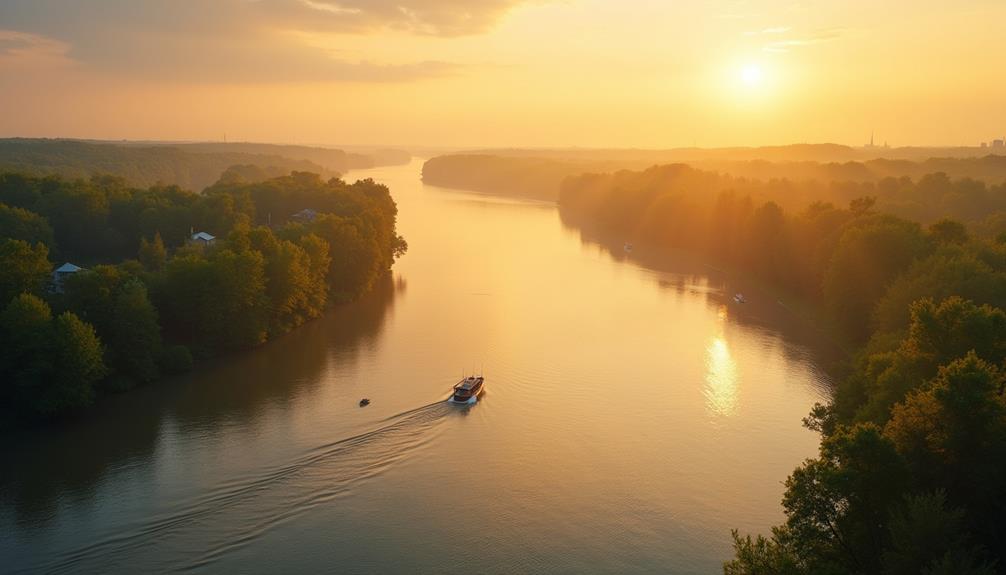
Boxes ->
[740,64,764,87]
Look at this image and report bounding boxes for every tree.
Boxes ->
[138,232,167,271]
[846,297,1006,423]
[0,293,53,409]
[882,491,995,575]
[884,354,1006,540]
[0,202,56,249]
[872,249,1006,335]
[157,249,268,352]
[723,529,801,575]
[0,294,105,417]
[849,196,877,217]
[928,219,969,245]
[60,264,128,337]
[109,280,161,385]
[44,312,106,414]
[781,424,907,572]
[823,215,931,340]
[0,238,51,304]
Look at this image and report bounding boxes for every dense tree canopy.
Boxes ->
[0,169,405,422]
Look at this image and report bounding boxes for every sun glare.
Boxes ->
[740,65,763,87]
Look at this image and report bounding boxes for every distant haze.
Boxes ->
[1,1,1005,147]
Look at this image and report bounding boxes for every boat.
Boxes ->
[359,398,370,407]
[449,375,485,404]
[623,242,633,253]
[733,293,746,304]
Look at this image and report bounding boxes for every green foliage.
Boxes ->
[156,248,268,353]
[929,219,969,245]
[882,491,995,575]
[47,312,107,413]
[783,423,908,572]
[0,139,344,190]
[841,297,1006,423]
[0,202,56,249]
[0,168,404,423]
[822,215,930,339]
[872,247,1006,335]
[0,239,51,304]
[138,232,167,271]
[723,529,801,575]
[734,313,1006,575]
[0,293,53,404]
[109,280,161,385]
[158,344,194,375]
[0,295,105,417]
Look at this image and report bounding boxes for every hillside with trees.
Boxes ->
[0,139,411,191]
[0,171,406,423]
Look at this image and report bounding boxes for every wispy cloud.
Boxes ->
[0,29,72,67]
[762,29,843,52]
[744,26,791,36]
[0,0,532,83]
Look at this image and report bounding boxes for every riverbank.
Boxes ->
[1,171,406,424]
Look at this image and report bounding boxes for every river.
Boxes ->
[0,159,833,574]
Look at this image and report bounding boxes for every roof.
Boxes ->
[55,263,82,273]
[455,376,483,390]
[191,232,216,241]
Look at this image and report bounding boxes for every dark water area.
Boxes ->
[1,160,833,574]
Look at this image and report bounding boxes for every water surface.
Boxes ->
[0,159,832,574]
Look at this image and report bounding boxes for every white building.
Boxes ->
[291,208,318,223]
[190,231,216,246]
[51,262,83,292]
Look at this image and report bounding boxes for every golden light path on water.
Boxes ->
[705,335,740,418]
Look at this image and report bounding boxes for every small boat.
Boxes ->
[359,398,370,407]
[449,375,485,404]
[733,293,746,304]
[623,242,633,253]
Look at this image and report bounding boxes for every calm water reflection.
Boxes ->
[0,160,832,574]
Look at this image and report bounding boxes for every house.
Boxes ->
[291,208,318,223]
[51,262,83,292]
[190,231,216,246]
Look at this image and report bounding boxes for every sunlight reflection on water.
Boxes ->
[705,306,739,417]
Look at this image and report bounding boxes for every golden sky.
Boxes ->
[1,0,1004,148]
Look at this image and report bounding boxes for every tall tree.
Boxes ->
[138,232,167,271]
[0,239,51,304]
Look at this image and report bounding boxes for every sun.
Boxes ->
[740,65,763,87]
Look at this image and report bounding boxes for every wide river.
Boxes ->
[1,159,835,574]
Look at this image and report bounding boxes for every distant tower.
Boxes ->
[870,131,874,148]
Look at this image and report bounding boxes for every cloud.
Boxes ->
[763,29,843,52]
[282,0,529,36]
[0,29,72,67]
[0,0,529,82]
[744,26,791,36]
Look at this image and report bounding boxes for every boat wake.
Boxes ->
[30,400,453,575]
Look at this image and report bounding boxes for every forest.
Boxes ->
[422,151,1006,214]
[0,170,406,423]
[557,164,1006,573]
[0,139,411,191]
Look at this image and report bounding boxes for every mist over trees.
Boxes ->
[553,161,1006,573]
[0,170,406,422]
[425,154,1006,234]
